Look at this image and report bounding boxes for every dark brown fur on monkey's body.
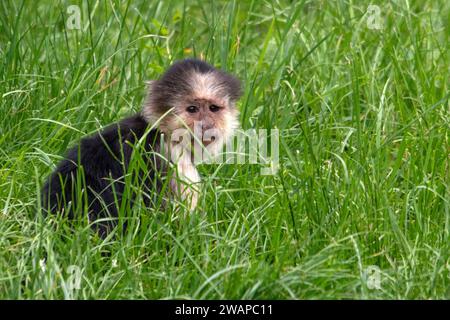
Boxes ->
[41,59,241,236]
[41,115,163,236]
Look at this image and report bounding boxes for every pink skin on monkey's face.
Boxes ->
[180,98,228,146]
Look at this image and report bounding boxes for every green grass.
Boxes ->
[0,0,449,299]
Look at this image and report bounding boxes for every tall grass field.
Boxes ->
[0,0,448,299]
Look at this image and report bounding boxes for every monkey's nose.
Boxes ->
[200,121,214,131]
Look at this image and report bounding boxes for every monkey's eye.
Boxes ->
[209,105,221,112]
[186,106,199,113]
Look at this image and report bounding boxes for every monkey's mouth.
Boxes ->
[189,135,216,147]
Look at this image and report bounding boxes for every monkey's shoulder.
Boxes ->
[63,114,160,168]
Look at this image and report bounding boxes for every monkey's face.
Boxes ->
[161,83,240,157]
[143,59,241,154]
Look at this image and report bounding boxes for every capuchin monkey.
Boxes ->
[41,59,241,236]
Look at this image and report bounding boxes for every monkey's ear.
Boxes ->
[228,76,242,102]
